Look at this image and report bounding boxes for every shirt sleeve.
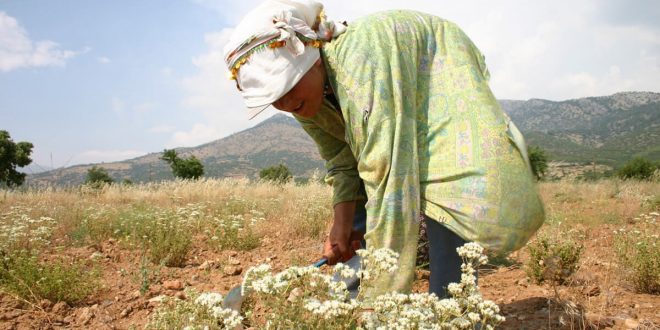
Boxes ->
[294,105,366,207]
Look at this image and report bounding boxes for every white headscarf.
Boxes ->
[223,0,346,119]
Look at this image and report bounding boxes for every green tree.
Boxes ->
[85,166,114,185]
[528,145,548,181]
[259,163,292,184]
[617,157,657,181]
[160,149,204,180]
[0,130,33,188]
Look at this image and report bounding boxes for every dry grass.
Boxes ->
[539,179,659,226]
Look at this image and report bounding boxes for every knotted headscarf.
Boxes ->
[223,0,346,119]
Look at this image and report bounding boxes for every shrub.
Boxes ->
[613,212,659,294]
[259,164,292,184]
[85,166,114,186]
[617,157,658,181]
[526,232,584,285]
[528,145,548,181]
[146,213,193,267]
[161,149,204,180]
[0,253,99,304]
[208,214,261,251]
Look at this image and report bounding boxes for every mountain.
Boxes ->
[28,92,659,186]
[28,114,324,186]
[500,91,660,165]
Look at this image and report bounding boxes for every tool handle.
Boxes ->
[314,258,328,268]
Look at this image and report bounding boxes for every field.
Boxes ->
[0,179,658,329]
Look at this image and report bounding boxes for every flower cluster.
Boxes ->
[147,290,243,329]
[360,244,504,329]
[0,205,57,253]
[355,247,399,281]
[238,244,505,329]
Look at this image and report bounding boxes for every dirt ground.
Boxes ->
[0,223,658,330]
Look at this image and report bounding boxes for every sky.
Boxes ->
[1,0,659,170]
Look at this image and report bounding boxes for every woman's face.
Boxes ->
[272,59,325,118]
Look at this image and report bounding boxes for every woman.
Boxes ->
[224,0,544,299]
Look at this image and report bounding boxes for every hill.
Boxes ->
[28,92,659,186]
[500,91,660,165]
[28,114,324,186]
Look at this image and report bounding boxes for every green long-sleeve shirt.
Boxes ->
[295,10,544,298]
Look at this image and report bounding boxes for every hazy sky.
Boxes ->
[1,0,658,169]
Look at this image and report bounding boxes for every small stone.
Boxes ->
[51,301,69,315]
[129,290,141,301]
[148,295,167,307]
[516,278,528,287]
[228,251,238,257]
[89,252,105,260]
[63,316,74,324]
[228,257,241,266]
[623,318,639,329]
[119,307,132,318]
[175,291,186,300]
[224,266,243,276]
[198,261,212,270]
[77,307,94,325]
[287,287,303,302]
[101,314,113,323]
[163,280,184,291]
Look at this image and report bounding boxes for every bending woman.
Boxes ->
[223,0,545,299]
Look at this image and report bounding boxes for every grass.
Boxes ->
[613,212,659,294]
[0,252,99,305]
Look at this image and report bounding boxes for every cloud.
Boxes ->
[167,123,222,148]
[75,149,145,164]
[112,98,156,117]
[0,11,82,72]
[177,28,272,146]
[132,102,154,113]
[97,56,111,64]
[149,124,176,134]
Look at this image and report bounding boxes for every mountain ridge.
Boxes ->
[28,91,660,186]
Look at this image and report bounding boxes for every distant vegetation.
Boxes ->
[0,130,33,188]
[259,163,292,184]
[528,145,548,181]
[616,157,658,181]
[85,166,114,186]
[160,149,204,180]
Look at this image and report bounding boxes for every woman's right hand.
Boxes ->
[323,200,361,265]
[323,226,363,265]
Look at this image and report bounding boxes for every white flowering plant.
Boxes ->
[147,290,243,329]
[238,242,504,329]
